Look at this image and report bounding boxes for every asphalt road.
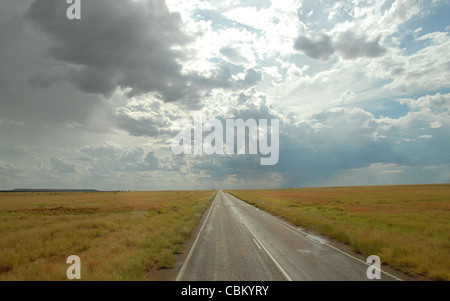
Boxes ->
[177,191,401,281]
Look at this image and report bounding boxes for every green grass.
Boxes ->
[226,184,450,281]
[0,190,216,280]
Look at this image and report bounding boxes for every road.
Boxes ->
[177,191,401,281]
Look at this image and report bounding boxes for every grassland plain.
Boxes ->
[0,190,216,280]
[226,184,450,281]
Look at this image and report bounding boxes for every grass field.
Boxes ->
[0,190,216,280]
[226,184,450,281]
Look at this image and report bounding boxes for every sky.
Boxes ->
[0,0,449,191]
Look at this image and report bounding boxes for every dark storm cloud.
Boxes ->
[24,0,197,101]
[24,0,262,108]
[294,33,334,60]
[295,30,386,60]
[188,102,428,188]
[334,31,386,59]
[239,68,263,86]
[115,110,171,137]
[0,15,24,52]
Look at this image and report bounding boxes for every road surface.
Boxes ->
[177,191,401,281]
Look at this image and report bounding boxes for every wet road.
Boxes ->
[177,191,400,281]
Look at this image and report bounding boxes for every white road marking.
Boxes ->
[306,234,326,244]
[230,204,293,281]
[175,191,218,281]
[253,238,262,250]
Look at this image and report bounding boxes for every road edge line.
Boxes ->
[175,190,219,281]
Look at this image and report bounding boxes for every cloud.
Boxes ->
[114,97,184,137]
[144,152,160,170]
[400,93,450,113]
[1,0,449,190]
[333,31,386,59]
[220,47,249,64]
[129,89,449,188]
[0,15,24,53]
[367,32,450,93]
[337,90,356,104]
[49,157,77,174]
[294,33,334,60]
[0,161,15,172]
[259,91,449,187]
[115,110,172,138]
[237,68,263,86]
[81,142,122,159]
[80,142,163,173]
[380,0,420,26]
[294,30,386,61]
[24,0,265,107]
[25,0,195,101]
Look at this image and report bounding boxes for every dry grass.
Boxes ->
[0,190,216,280]
[226,184,450,281]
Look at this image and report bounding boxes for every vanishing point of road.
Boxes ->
[176,191,402,281]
